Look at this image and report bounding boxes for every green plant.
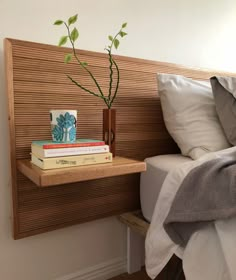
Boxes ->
[54,14,127,109]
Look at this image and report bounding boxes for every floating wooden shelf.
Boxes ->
[17,156,146,187]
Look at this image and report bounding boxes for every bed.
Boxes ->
[140,154,192,222]
[143,74,236,280]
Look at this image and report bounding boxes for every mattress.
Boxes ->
[140,154,192,222]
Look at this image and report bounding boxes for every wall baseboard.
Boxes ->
[56,257,127,280]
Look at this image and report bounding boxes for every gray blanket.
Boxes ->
[164,151,236,247]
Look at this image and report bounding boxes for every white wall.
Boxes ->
[1,0,236,279]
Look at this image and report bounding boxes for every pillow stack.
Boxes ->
[157,73,232,160]
[210,76,236,146]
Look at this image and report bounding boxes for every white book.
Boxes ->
[31,152,113,170]
[31,144,110,158]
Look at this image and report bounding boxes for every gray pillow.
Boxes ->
[210,76,236,146]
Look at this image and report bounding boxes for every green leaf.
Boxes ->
[54,20,63,25]
[68,14,78,26]
[119,31,127,37]
[58,36,68,46]
[114,38,120,49]
[64,54,72,63]
[70,27,79,42]
[122,22,127,28]
[81,61,88,67]
[108,35,113,41]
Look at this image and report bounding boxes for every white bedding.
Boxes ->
[145,146,236,280]
[140,154,192,222]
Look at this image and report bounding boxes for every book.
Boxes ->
[32,139,105,149]
[31,144,109,158]
[31,152,113,170]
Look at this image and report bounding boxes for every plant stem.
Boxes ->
[107,29,122,107]
[109,57,119,107]
[67,75,109,106]
[64,22,107,104]
[107,49,114,105]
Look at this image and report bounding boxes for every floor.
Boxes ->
[109,256,185,280]
[109,268,151,280]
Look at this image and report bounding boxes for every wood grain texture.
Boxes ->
[103,109,116,156]
[17,157,146,187]
[5,37,235,239]
[118,211,149,237]
[4,39,19,235]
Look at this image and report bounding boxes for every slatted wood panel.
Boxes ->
[4,38,235,239]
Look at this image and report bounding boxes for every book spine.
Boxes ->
[42,141,105,149]
[31,153,112,170]
[33,145,109,158]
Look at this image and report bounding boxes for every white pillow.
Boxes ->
[158,73,230,159]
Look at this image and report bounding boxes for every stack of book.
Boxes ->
[31,139,112,170]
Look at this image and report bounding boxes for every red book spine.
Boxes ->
[42,141,105,149]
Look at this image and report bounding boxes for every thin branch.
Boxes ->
[109,57,119,107]
[106,29,122,103]
[64,22,106,100]
[107,49,114,103]
[67,75,109,106]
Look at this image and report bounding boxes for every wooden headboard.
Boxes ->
[4,38,233,239]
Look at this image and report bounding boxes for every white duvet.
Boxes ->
[145,146,236,280]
